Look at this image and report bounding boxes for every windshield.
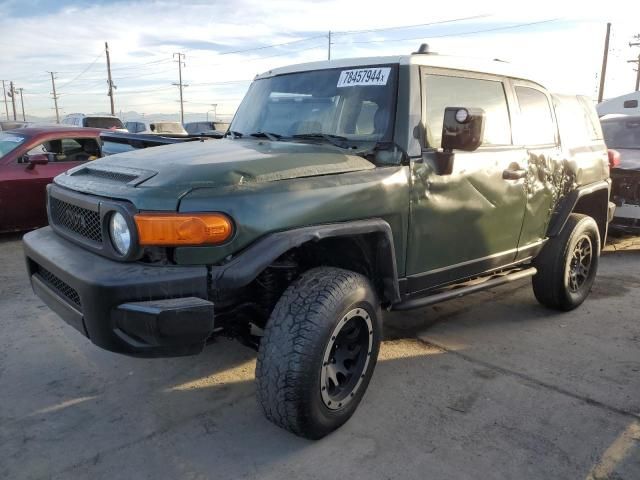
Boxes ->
[230,65,397,143]
[83,117,124,129]
[0,132,26,158]
[602,118,640,149]
[152,122,187,134]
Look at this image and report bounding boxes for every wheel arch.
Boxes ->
[209,219,401,304]
[546,180,611,246]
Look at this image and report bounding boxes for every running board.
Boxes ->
[391,267,537,311]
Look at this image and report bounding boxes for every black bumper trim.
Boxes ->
[24,226,213,357]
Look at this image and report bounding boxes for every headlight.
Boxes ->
[109,212,131,255]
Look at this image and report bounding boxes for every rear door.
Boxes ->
[510,82,564,256]
[406,69,529,292]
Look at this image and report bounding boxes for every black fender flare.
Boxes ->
[546,180,611,238]
[209,218,401,303]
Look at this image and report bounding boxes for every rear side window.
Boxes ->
[515,87,556,146]
[424,74,512,147]
[553,95,603,148]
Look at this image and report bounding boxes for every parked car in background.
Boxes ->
[100,130,210,155]
[0,126,102,232]
[62,113,126,131]
[597,91,640,117]
[601,115,640,232]
[124,120,187,136]
[184,121,229,136]
[0,120,31,131]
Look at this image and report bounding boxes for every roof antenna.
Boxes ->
[414,43,430,54]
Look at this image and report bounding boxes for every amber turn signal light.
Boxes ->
[134,213,233,246]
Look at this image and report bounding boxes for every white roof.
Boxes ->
[255,53,544,86]
[597,91,640,116]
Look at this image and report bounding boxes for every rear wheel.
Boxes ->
[532,213,600,311]
[256,267,382,439]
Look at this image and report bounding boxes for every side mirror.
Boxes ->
[441,107,485,152]
[25,153,52,170]
[435,107,485,175]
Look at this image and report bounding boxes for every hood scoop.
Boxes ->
[69,164,157,186]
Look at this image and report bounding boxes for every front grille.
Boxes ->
[50,196,102,243]
[73,167,137,183]
[37,266,82,309]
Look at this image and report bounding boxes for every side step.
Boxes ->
[391,267,537,311]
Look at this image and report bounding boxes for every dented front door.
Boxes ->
[406,148,528,291]
[405,68,528,293]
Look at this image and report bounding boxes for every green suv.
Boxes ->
[24,49,614,439]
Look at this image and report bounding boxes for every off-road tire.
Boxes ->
[256,267,382,439]
[532,213,600,311]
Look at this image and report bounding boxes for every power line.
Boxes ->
[334,14,490,36]
[57,51,103,90]
[188,14,491,60]
[110,58,174,72]
[206,42,326,68]
[334,18,563,45]
[205,35,327,57]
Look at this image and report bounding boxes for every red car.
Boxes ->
[0,127,102,233]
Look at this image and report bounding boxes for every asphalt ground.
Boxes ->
[1,231,638,480]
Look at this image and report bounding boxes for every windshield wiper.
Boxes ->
[291,133,350,148]
[248,131,282,141]
[226,130,244,139]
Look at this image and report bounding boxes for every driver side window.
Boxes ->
[423,73,512,148]
[18,141,59,163]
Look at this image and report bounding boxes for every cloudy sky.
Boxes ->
[0,0,637,121]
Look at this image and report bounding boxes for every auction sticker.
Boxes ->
[337,68,390,87]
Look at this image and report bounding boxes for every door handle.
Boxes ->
[502,168,527,180]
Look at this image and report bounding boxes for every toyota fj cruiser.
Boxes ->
[24,47,614,439]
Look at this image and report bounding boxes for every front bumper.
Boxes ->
[24,227,214,357]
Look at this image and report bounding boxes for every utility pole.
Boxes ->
[328,31,332,60]
[105,41,115,115]
[17,88,25,121]
[8,81,17,120]
[48,72,60,123]
[598,22,611,103]
[173,52,186,124]
[628,55,640,92]
[1,80,8,120]
[630,38,640,92]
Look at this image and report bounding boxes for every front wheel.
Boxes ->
[532,213,600,311]
[256,267,382,439]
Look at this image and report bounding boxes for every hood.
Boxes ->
[68,138,375,190]
[614,148,640,171]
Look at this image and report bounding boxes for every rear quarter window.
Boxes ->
[553,95,603,149]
